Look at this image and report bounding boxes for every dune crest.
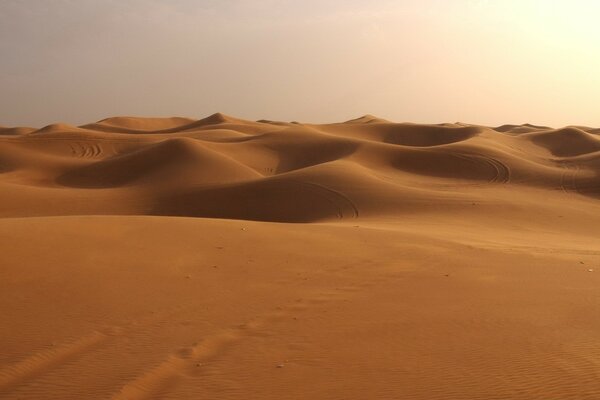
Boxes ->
[344,114,389,124]
[32,123,87,134]
[82,116,196,132]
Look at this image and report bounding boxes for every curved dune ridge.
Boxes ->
[0,113,598,221]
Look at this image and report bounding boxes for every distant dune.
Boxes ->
[1,114,600,399]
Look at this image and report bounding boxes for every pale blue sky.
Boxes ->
[1,0,599,127]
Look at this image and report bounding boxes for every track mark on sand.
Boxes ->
[452,153,511,185]
[293,180,359,219]
[0,330,110,392]
[69,141,104,158]
[109,269,395,400]
[110,316,277,400]
[559,163,581,195]
[485,156,511,184]
[559,162,600,198]
[558,162,600,198]
[0,308,179,394]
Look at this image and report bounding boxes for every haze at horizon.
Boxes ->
[1,0,599,128]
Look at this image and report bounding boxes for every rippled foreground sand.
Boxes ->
[1,114,599,399]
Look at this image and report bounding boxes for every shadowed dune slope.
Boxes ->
[58,137,262,188]
[0,126,36,136]
[525,127,600,157]
[0,114,598,222]
[321,121,482,146]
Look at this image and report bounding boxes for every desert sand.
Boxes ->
[1,114,599,399]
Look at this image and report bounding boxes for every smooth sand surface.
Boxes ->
[1,114,599,399]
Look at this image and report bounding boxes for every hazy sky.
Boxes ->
[1,0,600,127]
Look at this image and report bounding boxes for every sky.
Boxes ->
[1,0,600,127]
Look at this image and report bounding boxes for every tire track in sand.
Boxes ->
[484,156,511,184]
[77,142,103,158]
[0,307,182,394]
[109,265,393,400]
[559,163,581,195]
[292,180,359,219]
[0,330,111,392]
[451,153,511,186]
[559,162,600,198]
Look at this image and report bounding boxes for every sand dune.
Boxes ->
[85,116,197,131]
[1,114,600,399]
[0,114,598,221]
[526,127,600,157]
[58,137,262,188]
[0,126,36,136]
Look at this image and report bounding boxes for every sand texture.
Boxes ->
[1,114,600,399]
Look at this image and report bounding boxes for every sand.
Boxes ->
[0,114,599,399]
